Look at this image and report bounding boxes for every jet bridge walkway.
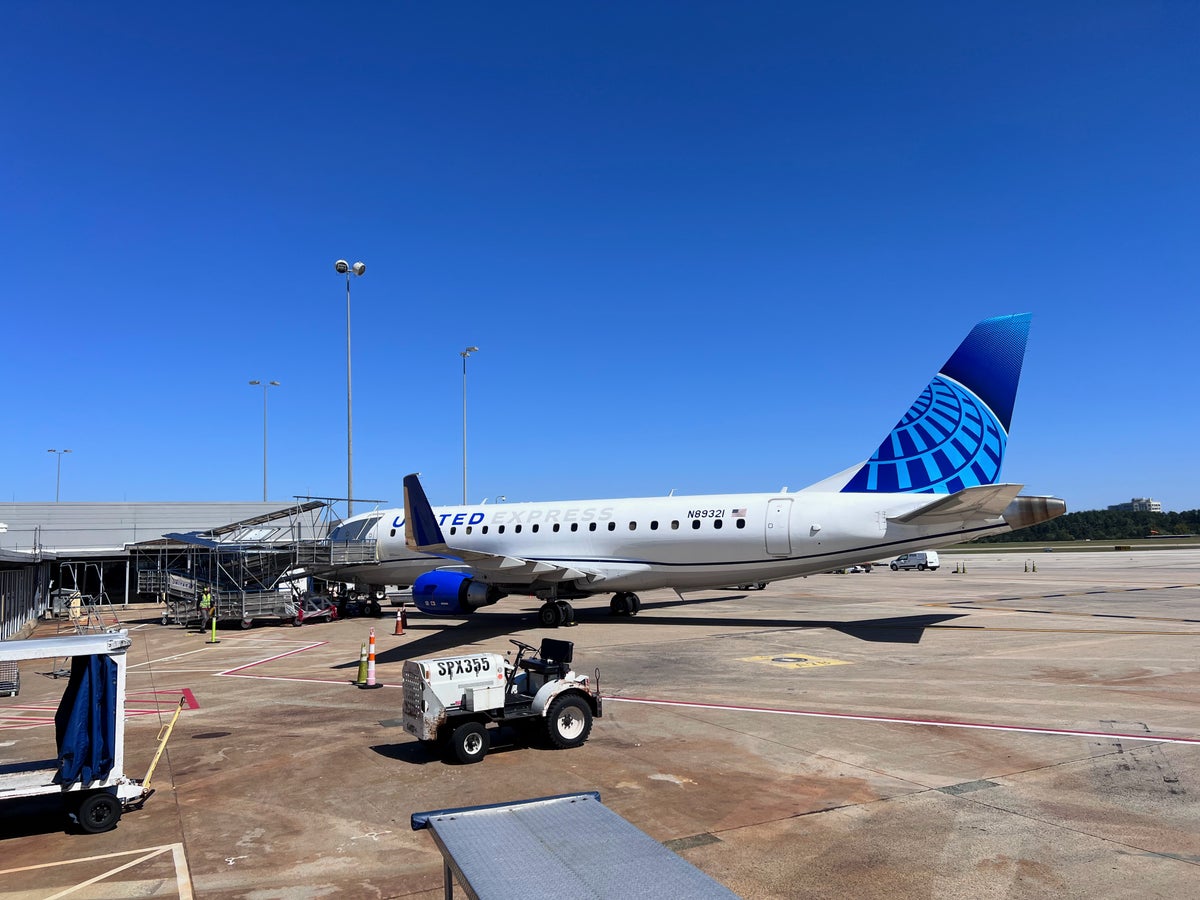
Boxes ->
[131,501,379,627]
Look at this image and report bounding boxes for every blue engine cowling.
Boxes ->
[411,570,503,616]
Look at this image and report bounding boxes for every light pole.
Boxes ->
[335,259,366,515]
[47,449,72,502]
[460,346,479,504]
[249,380,280,501]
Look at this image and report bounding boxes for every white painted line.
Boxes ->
[0,842,191,898]
[609,696,1200,745]
[129,647,210,668]
[214,640,327,677]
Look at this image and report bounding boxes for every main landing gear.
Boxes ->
[535,592,642,627]
[537,600,576,628]
[609,592,641,617]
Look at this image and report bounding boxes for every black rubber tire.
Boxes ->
[369,601,383,618]
[77,792,122,833]
[555,600,575,626]
[918,564,926,571]
[890,563,899,571]
[545,693,593,749]
[240,619,253,630]
[610,593,632,617]
[629,593,641,615]
[449,721,490,764]
[538,604,560,628]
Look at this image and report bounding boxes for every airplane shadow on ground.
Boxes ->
[349,598,966,668]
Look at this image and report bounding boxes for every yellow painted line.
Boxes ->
[742,653,851,669]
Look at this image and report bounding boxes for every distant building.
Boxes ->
[1107,498,1163,513]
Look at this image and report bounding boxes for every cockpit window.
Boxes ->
[328,514,382,542]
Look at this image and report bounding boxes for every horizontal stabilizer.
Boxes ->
[888,483,1024,526]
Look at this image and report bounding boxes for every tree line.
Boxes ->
[975,509,1200,543]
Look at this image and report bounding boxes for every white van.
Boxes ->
[890,551,939,571]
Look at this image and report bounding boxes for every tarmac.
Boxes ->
[2,547,1198,899]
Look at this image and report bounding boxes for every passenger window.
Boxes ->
[692,520,701,530]
[628,521,637,531]
[571,523,579,532]
[736,519,745,529]
[608,522,616,531]
[553,523,560,533]
[449,527,457,535]
[482,525,488,534]
[650,521,659,530]
[499,525,506,534]
[390,529,396,537]
[466,526,473,535]
[532,524,540,533]
[671,520,680,530]
[714,519,723,529]
[589,522,597,532]
[515,525,523,534]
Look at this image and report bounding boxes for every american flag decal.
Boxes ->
[732,508,747,517]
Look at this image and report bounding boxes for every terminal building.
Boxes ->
[0,501,354,639]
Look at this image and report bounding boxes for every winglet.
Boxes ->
[842,313,1032,495]
[403,473,447,551]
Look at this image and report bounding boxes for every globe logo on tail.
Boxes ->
[842,375,1006,494]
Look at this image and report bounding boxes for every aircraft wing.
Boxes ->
[887,483,1024,526]
[402,474,598,585]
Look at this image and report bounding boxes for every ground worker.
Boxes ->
[199,586,213,632]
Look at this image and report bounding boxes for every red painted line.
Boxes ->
[181,687,199,709]
[609,696,1200,746]
[216,641,328,676]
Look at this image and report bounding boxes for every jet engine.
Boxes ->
[411,570,503,616]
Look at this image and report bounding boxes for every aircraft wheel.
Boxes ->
[77,791,122,833]
[628,593,641,615]
[555,600,576,627]
[449,721,489,764]
[545,694,593,749]
[538,603,561,628]
[610,593,632,616]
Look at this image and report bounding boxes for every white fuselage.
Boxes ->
[369,489,1012,593]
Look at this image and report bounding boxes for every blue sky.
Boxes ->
[2,3,1196,513]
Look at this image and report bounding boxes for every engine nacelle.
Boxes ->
[411,570,503,616]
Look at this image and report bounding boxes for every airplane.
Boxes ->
[338,313,1067,627]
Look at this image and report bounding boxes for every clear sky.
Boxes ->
[2,3,1196,514]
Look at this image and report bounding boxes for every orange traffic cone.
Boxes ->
[393,606,404,636]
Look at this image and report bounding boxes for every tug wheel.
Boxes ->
[449,721,490,764]
[546,694,593,749]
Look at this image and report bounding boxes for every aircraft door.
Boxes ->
[765,498,793,555]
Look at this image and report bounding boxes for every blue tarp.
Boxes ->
[54,654,117,785]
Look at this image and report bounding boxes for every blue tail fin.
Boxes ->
[841,313,1032,494]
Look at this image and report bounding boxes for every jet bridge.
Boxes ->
[132,500,369,627]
